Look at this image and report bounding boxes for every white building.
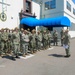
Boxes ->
[0,0,40,29]
[34,0,75,38]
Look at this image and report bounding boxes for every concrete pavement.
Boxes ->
[0,39,75,75]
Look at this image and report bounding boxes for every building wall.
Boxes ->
[0,0,23,29]
[32,1,40,19]
[32,1,40,32]
[0,0,40,29]
[63,0,75,38]
[41,0,64,18]
[64,0,75,23]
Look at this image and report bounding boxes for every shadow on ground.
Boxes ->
[48,54,64,58]
[2,55,13,60]
[1,53,23,61]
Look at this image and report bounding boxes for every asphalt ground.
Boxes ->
[0,39,75,75]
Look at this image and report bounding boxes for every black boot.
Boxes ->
[64,55,71,58]
[16,56,20,59]
[12,57,16,61]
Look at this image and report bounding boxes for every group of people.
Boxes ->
[0,27,52,60]
[0,27,70,61]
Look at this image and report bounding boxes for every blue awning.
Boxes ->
[39,16,71,27]
[20,16,71,27]
[20,17,39,27]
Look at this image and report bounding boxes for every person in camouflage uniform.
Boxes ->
[53,30,58,46]
[20,28,24,53]
[36,31,42,51]
[41,31,44,50]
[0,29,5,56]
[34,29,37,51]
[12,27,20,60]
[8,29,13,54]
[29,29,36,54]
[27,28,31,51]
[1,28,8,54]
[3,28,8,54]
[0,30,2,56]
[47,31,52,48]
[43,30,48,49]
[60,28,65,46]
[21,30,29,57]
[63,29,70,57]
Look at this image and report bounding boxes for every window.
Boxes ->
[23,0,32,13]
[45,1,50,10]
[73,8,75,15]
[45,0,56,10]
[26,1,31,13]
[66,1,71,12]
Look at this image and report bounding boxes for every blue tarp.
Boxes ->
[39,16,71,27]
[20,17,39,27]
[20,16,71,27]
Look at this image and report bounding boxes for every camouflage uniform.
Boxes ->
[4,29,9,54]
[20,28,24,52]
[36,31,42,51]
[29,30,36,53]
[63,29,70,57]
[53,30,58,46]
[21,30,29,57]
[8,29,13,54]
[34,30,37,51]
[0,29,5,55]
[43,31,48,49]
[0,30,2,55]
[27,29,32,51]
[47,31,52,48]
[1,29,8,54]
[12,28,20,58]
[60,29,65,46]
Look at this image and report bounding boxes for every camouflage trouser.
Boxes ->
[0,41,8,54]
[8,41,13,53]
[4,41,8,53]
[30,41,36,53]
[13,44,20,57]
[48,40,51,47]
[28,42,31,51]
[37,41,41,50]
[1,41,5,54]
[53,37,58,46]
[65,45,70,56]
[61,39,64,46]
[46,40,49,48]
[0,43,2,55]
[20,41,23,52]
[43,39,47,49]
[22,43,29,55]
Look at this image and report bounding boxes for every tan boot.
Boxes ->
[31,51,33,54]
[23,54,26,57]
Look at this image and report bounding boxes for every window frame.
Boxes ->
[23,0,32,13]
[44,0,56,10]
[66,1,71,12]
[73,8,75,15]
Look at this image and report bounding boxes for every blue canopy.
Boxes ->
[39,16,71,27]
[20,16,71,27]
[20,17,39,27]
